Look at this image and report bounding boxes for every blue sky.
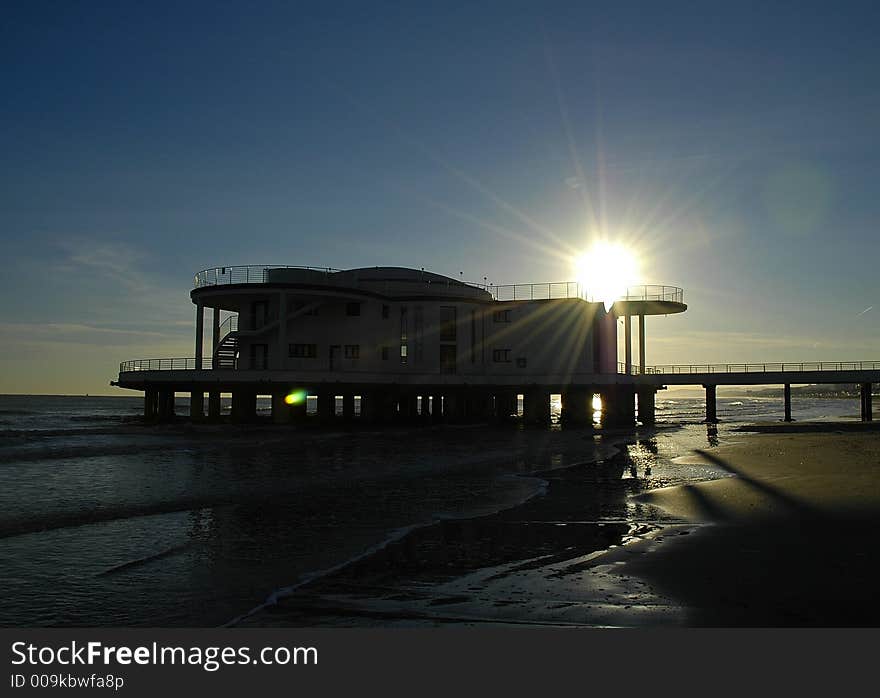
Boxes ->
[1,1,878,393]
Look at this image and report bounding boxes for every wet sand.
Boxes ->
[242,423,880,627]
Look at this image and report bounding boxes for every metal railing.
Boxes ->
[639,361,880,375]
[194,265,341,288]
[120,358,214,372]
[616,285,684,304]
[490,281,582,301]
[218,314,238,341]
[192,266,684,305]
[486,282,684,303]
[119,357,880,375]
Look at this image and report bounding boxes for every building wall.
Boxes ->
[225,291,614,378]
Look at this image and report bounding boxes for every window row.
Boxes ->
[491,349,526,367]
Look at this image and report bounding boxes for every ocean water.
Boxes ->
[0,392,862,627]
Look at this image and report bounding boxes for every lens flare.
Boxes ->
[574,242,640,311]
[284,390,307,405]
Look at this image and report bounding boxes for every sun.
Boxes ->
[574,242,640,311]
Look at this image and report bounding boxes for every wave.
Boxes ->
[223,436,630,627]
[0,440,177,464]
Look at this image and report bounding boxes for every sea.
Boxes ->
[0,392,863,627]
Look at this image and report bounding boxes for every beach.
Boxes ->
[1,394,877,627]
[243,423,880,627]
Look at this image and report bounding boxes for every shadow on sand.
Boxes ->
[628,449,880,626]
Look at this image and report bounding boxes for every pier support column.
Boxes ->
[494,391,517,421]
[211,308,220,366]
[272,393,290,424]
[861,383,873,422]
[603,386,635,427]
[231,391,256,422]
[561,388,591,426]
[638,315,646,374]
[195,302,204,369]
[189,391,204,420]
[317,393,335,421]
[466,390,492,422]
[144,388,158,420]
[784,384,792,422]
[523,388,550,426]
[157,390,174,421]
[704,385,718,424]
[208,391,221,420]
[359,390,377,423]
[637,388,656,425]
[394,393,415,422]
[342,393,355,421]
[371,390,397,423]
[624,314,632,375]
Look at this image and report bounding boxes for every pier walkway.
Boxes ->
[631,361,879,423]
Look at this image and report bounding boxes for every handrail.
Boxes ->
[218,314,238,341]
[619,285,684,304]
[638,361,880,375]
[120,358,215,372]
[192,266,683,305]
[120,357,880,375]
[194,265,341,288]
[471,282,684,303]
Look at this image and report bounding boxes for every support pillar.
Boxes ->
[603,386,635,427]
[523,388,550,426]
[190,391,204,420]
[342,393,355,421]
[624,314,632,375]
[212,308,220,352]
[444,392,461,422]
[195,302,204,369]
[494,391,517,421]
[637,388,656,425]
[157,390,173,421]
[272,393,290,424]
[318,392,335,421]
[561,388,590,425]
[208,392,221,420]
[232,391,257,422]
[638,315,646,374]
[359,390,377,423]
[144,388,158,420]
[784,384,792,422]
[861,383,873,422]
[467,390,492,422]
[704,384,717,424]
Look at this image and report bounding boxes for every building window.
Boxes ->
[493,309,512,323]
[382,304,390,319]
[295,302,319,316]
[516,357,527,368]
[381,346,390,360]
[493,349,512,363]
[346,302,361,317]
[289,343,317,358]
[400,344,408,362]
[439,306,456,341]
[250,343,269,369]
[344,344,360,359]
